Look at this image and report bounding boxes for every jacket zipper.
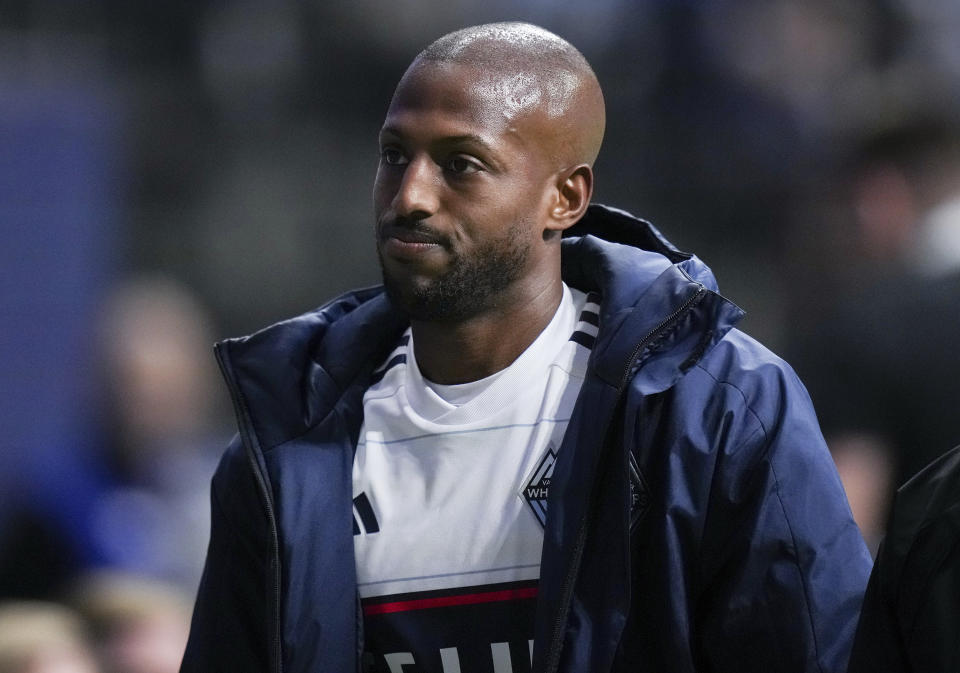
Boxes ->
[542,284,706,673]
[215,345,284,673]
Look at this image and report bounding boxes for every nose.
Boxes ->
[393,157,439,220]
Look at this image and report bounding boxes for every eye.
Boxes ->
[381,147,408,166]
[446,155,481,175]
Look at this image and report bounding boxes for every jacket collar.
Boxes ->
[217,204,743,450]
[562,204,743,393]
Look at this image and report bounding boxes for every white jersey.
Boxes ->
[352,284,599,673]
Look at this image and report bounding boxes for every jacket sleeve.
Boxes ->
[181,435,273,673]
[691,352,873,673]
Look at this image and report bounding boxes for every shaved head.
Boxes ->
[402,22,606,168]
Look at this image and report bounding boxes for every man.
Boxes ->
[181,22,870,673]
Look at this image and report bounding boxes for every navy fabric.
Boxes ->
[182,204,871,673]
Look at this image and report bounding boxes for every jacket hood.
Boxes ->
[561,204,743,393]
[216,203,744,451]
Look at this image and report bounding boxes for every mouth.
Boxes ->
[383,228,443,245]
[378,221,448,260]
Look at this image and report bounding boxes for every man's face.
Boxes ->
[373,60,558,322]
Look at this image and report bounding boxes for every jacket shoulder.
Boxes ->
[216,287,406,451]
[884,444,960,566]
[691,328,816,441]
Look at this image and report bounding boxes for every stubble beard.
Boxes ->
[378,220,531,323]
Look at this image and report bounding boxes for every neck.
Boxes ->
[411,277,563,384]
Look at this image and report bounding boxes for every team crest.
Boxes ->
[521,447,556,527]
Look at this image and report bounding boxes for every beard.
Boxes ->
[378,219,531,323]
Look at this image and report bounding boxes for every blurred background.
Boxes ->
[2,1,960,670]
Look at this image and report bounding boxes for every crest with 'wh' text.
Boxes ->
[522,447,556,527]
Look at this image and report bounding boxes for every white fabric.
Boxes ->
[353,284,594,599]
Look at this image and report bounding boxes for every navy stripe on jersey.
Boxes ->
[369,353,406,385]
[369,334,411,384]
[570,331,596,349]
[577,309,599,326]
[354,492,380,535]
[570,293,600,350]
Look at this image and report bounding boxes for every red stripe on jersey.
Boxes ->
[363,586,538,615]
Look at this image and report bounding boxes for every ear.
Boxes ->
[547,164,593,234]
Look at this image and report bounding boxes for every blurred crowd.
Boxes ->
[2,0,960,670]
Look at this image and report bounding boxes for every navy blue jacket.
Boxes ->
[182,205,871,673]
